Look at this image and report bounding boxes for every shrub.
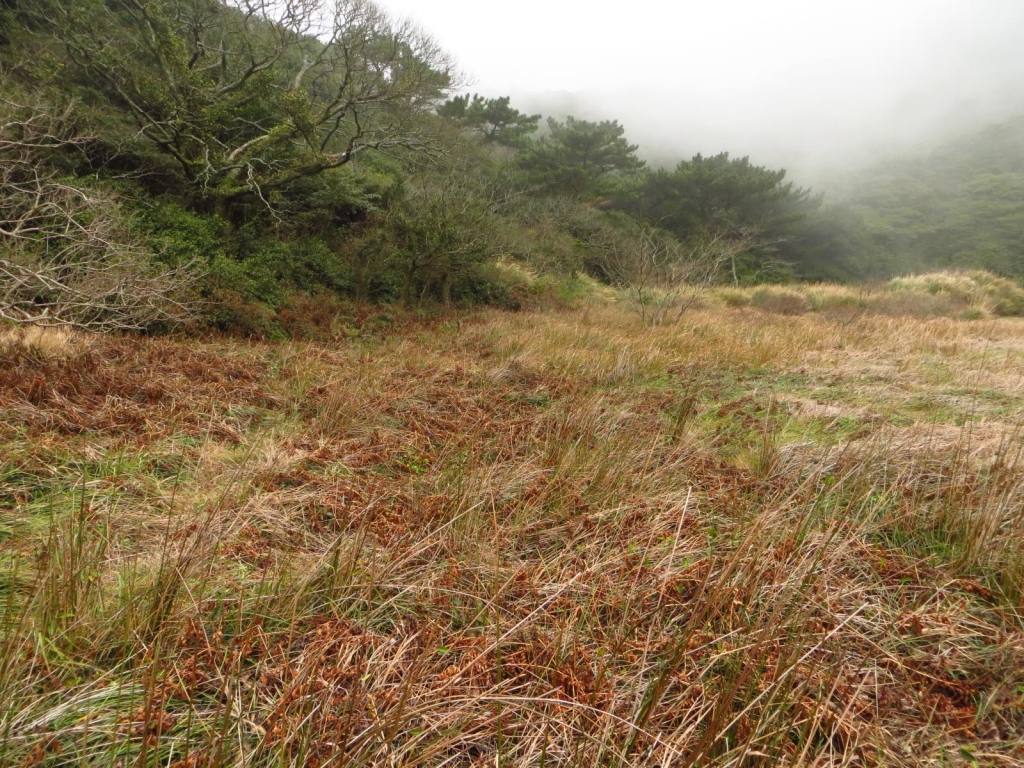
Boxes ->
[750,287,810,315]
[888,270,1024,317]
[449,264,519,309]
[141,203,225,267]
[985,278,1024,316]
[716,288,751,308]
[207,240,354,309]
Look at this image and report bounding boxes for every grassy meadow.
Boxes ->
[1,288,1024,766]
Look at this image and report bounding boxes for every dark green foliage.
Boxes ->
[437,93,540,147]
[829,115,1024,280]
[140,203,226,267]
[212,239,354,308]
[624,153,815,235]
[273,167,395,236]
[520,116,645,197]
[614,153,821,282]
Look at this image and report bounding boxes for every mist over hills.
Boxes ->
[2,0,1023,336]
[495,86,1024,187]
[832,112,1024,277]
[377,0,1024,186]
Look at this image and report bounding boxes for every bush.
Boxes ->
[888,270,1024,317]
[716,288,751,308]
[750,287,810,315]
[449,264,520,309]
[141,203,225,267]
[207,240,355,309]
[986,279,1024,317]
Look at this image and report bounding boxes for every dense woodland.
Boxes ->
[835,116,1024,280]
[1,0,1022,334]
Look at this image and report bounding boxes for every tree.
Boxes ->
[616,228,760,326]
[381,154,512,307]
[437,94,539,147]
[520,116,644,197]
[22,0,455,215]
[0,90,199,330]
[616,153,818,282]
[624,153,814,234]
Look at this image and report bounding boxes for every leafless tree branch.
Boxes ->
[25,0,459,208]
[616,228,763,326]
[0,96,201,331]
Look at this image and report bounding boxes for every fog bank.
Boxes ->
[377,0,1024,182]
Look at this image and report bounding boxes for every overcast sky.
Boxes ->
[375,0,1024,180]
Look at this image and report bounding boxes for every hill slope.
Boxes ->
[837,115,1024,278]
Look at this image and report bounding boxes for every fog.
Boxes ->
[376,0,1024,183]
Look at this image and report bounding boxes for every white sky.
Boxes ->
[376,0,1024,178]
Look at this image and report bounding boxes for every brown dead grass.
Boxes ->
[1,304,1023,766]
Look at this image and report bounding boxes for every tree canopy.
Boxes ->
[520,116,645,197]
[620,154,814,234]
[437,93,540,147]
[19,0,454,214]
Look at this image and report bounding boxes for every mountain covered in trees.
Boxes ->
[0,0,1021,333]
[831,116,1024,279]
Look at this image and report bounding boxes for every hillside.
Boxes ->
[834,115,1024,279]
[5,0,1022,338]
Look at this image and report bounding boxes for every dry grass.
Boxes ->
[1,301,1024,766]
[706,269,1024,320]
[889,271,1024,317]
[0,326,84,359]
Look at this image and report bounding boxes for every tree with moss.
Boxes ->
[19,0,455,217]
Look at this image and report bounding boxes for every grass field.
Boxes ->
[1,297,1023,766]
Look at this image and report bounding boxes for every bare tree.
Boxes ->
[619,228,761,326]
[24,0,457,211]
[0,96,200,331]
